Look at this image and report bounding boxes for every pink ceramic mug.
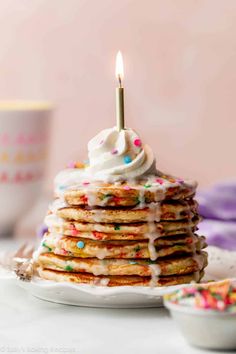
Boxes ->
[0,101,52,236]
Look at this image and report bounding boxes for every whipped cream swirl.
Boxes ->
[87,127,156,181]
[54,127,157,193]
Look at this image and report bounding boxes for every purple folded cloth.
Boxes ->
[196,181,236,251]
[37,224,48,238]
[198,219,236,250]
[197,181,236,220]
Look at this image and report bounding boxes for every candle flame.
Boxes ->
[116,51,124,86]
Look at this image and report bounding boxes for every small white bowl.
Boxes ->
[165,300,236,350]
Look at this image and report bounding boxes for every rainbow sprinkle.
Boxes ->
[111,148,118,155]
[77,241,85,249]
[176,178,184,184]
[165,280,236,312]
[123,185,131,190]
[65,265,73,271]
[124,155,132,164]
[71,228,79,236]
[134,138,142,147]
[156,178,164,185]
[58,185,66,190]
[129,260,138,265]
[82,181,90,186]
[42,242,52,252]
[134,245,141,252]
[67,161,85,169]
[67,161,76,168]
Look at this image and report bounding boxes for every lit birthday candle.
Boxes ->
[115,51,125,131]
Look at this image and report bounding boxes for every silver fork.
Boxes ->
[10,242,35,281]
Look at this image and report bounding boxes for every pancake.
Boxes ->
[52,227,198,241]
[37,267,204,287]
[56,199,198,223]
[41,233,206,259]
[37,251,208,276]
[60,174,197,207]
[35,126,206,289]
[45,214,200,239]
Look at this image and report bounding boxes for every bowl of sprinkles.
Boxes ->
[164,279,236,350]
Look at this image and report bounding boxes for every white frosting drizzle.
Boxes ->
[44,214,64,228]
[93,278,110,286]
[49,199,68,214]
[190,271,200,284]
[92,209,104,223]
[93,261,108,276]
[149,264,161,287]
[96,249,110,260]
[147,233,159,261]
[86,188,97,206]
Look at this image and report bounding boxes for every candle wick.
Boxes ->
[118,74,122,88]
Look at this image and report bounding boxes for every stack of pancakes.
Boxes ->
[36,174,207,287]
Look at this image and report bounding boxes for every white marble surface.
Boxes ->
[0,241,235,354]
[0,278,221,354]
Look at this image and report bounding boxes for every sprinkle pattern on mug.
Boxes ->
[0,171,43,183]
[0,133,48,146]
[0,150,47,163]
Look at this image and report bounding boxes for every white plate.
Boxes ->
[3,245,236,308]
[18,276,188,308]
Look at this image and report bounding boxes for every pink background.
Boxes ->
[0,0,235,187]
